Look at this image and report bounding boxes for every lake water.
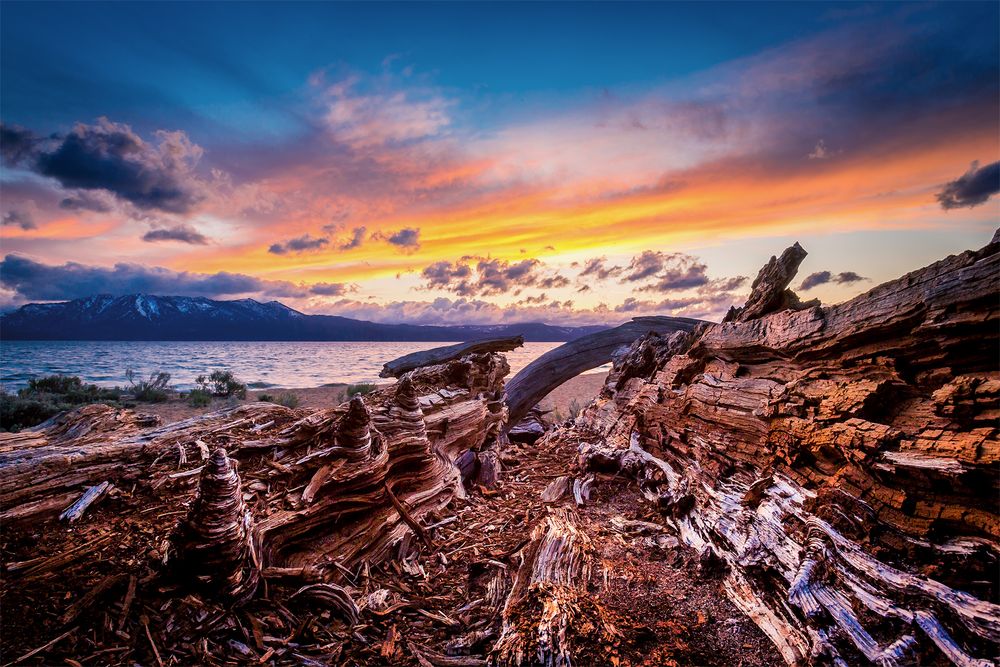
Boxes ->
[0,340,606,391]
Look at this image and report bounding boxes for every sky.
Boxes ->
[1,1,998,326]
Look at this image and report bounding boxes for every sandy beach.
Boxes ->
[135,372,609,426]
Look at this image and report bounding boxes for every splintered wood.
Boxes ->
[572,237,1000,665]
[1,237,997,666]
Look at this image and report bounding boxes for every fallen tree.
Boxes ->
[562,236,1000,665]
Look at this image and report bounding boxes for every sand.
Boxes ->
[135,372,609,426]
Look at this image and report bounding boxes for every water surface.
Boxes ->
[0,340,607,391]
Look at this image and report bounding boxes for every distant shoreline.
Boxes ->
[133,373,609,427]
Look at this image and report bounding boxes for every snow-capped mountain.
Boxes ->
[0,294,605,341]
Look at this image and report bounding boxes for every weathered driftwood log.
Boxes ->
[170,448,259,601]
[380,335,524,377]
[492,509,621,666]
[0,351,511,663]
[569,236,1000,665]
[503,315,702,430]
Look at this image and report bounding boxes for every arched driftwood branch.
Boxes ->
[380,336,524,377]
[502,316,702,430]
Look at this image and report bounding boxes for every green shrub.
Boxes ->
[1,392,65,431]
[258,392,301,408]
[196,370,247,399]
[346,382,377,398]
[187,388,213,407]
[126,369,172,403]
[276,392,300,408]
[1,375,124,431]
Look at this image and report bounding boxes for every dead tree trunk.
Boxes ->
[503,315,702,430]
[568,237,1000,665]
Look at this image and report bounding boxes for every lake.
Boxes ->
[0,340,606,391]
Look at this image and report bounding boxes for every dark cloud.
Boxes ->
[28,118,205,214]
[382,227,421,251]
[309,282,354,296]
[622,251,709,292]
[537,275,570,290]
[59,191,115,212]
[420,256,568,296]
[0,254,314,301]
[622,251,666,282]
[2,210,37,230]
[339,226,367,250]
[142,224,210,245]
[937,161,1000,209]
[268,234,329,255]
[421,261,473,291]
[0,123,41,165]
[798,270,867,291]
[577,257,622,280]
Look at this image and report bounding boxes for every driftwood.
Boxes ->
[1,237,997,666]
[381,336,524,378]
[0,351,511,665]
[492,509,621,666]
[566,236,999,665]
[503,316,701,430]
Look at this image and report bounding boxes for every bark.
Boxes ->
[0,351,510,664]
[503,316,702,430]
[568,238,999,665]
[381,336,525,378]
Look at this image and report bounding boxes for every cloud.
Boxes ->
[142,224,210,245]
[421,260,473,291]
[936,160,1000,210]
[621,251,709,291]
[2,210,37,230]
[798,270,867,290]
[577,257,622,280]
[309,282,355,296]
[315,68,453,148]
[372,227,421,252]
[419,256,569,296]
[59,191,116,212]
[21,118,206,214]
[807,139,830,160]
[268,234,330,255]
[339,226,367,250]
[0,254,320,301]
[0,123,40,165]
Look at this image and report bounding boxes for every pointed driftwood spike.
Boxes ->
[336,397,373,458]
[394,375,421,413]
[174,447,258,602]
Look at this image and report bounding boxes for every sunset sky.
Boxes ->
[1,1,997,326]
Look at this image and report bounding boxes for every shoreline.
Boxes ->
[133,372,609,426]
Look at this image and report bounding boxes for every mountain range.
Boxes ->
[0,294,606,342]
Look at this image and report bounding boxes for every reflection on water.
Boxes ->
[0,340,610,390]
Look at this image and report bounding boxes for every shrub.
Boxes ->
[276,392,300,408]
[346,382,377,398]
[126,369,172,403]
[196,370,247,399]
[187,388,212,408]
[258,392,301,408]
[567,398,583,420]
[1,392,65,432]
[1,375,123,431]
